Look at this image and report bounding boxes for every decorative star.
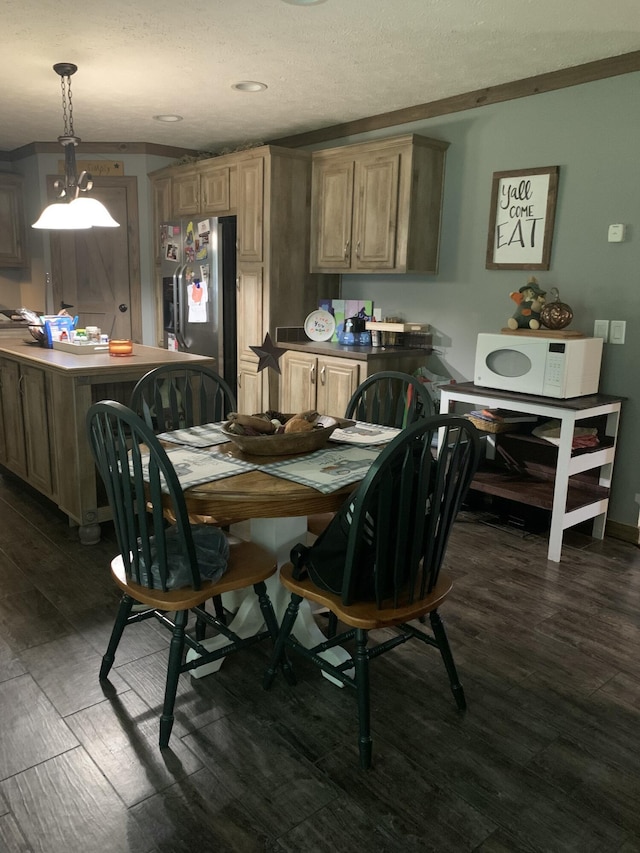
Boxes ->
[249,332,287,375]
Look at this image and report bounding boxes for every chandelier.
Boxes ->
[32,63,119,230]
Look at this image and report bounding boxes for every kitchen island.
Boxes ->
[0,339,215,543]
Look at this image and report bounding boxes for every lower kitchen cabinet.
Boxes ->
[281,351,360,416]
[280,346,427,417]
[0,358,54,496]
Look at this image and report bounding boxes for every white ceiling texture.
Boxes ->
[3,0,640,154]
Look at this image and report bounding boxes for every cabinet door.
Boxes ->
[21,365,54,496]
[0,359,27,476]
[281,352,317,414]
[201,165,231,214]
[172,172,200,215]
[152,176,172,264]
[316,357,360,417]
[0,176,27,267]
[236,267,264,363]
[237,359,264,415]
[352,153,400,270]
[237,158,264,263]
[310,159,354,271]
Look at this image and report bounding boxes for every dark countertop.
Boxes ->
[280,340,427,361]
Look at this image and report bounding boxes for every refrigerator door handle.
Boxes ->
[175,264,187,349]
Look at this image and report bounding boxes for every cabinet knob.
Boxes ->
[355,240,361,259]
[320,365,326,385]
[344,240,350,260]
[310,365,316,384]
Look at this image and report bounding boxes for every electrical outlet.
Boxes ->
[610,320,626,344]
[593,320,609,341]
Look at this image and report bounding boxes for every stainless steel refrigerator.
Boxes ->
[160,215,237,395]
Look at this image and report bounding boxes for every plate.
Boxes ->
[304,309,336,342]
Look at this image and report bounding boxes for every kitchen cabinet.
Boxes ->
[170,164,232,217]
[151,145,340,414]
[0,358,54,495]
[237,157,264,263]
[152,176,172,266]
[310,134,448,274]
[280,345,428,417]
[0,173,28,267]
[439,382,624,562]
[281,351,360,416]
[0,341,216,543]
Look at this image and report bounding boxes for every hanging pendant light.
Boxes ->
[32,63,119,230]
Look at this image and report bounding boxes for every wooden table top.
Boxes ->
[181,442,356,522]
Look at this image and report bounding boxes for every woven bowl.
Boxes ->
[221,416,343,457]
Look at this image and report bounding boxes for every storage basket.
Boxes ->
[465,414,515,434]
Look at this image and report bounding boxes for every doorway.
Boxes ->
[49,176,141,341]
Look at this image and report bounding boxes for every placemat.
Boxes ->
[139,446,257,493]
[260,445,384,494]
[157,422,229,447]
[329,421,401,446]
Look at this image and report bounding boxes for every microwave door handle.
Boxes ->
[175,265,187,349]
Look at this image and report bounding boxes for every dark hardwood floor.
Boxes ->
[1,469,639,853]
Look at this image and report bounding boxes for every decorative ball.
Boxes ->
[540,287,573,330]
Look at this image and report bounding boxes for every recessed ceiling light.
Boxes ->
[153,114,183,123]
[231,81,268,92]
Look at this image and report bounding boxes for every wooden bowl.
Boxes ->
[221,416,344,457]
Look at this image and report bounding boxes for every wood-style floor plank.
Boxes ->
[1,471,640,851]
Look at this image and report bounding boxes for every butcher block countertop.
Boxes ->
[0,340,215,375]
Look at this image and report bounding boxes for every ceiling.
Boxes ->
[4,0,640,155]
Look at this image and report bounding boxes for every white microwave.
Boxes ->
[474,333,603,398]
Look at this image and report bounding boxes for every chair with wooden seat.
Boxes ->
[129,363,237,434]
[345,369,433,428]
[130,362,241,634]
[264,414,481,769]
[307,370,434,537]
[87,400,288,748]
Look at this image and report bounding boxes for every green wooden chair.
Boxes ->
[87,400,288,748]
[264,414,481,769]
[129,363,237,433]
[344,369,434,428]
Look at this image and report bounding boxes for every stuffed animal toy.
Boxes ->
[507,277,547,330]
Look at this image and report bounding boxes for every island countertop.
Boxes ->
[0,340,215,376]
[0,341,216,542]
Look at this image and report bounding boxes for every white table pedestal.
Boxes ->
[186,516,352,685]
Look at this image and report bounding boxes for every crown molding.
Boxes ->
[4,141,198,161]
[269,50,640,148]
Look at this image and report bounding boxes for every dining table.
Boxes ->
[150,420,401,681]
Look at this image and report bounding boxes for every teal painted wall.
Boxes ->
[322,72,640,528]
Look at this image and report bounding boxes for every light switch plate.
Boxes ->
[608,224,626,242]
[593,320,609,341]
[610,320,626,344]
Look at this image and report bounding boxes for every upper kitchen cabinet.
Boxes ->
[0,173,28,267]
[310,134,449,274]
[170,163,232,217]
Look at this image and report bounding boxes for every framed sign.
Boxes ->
[486,166,559,270]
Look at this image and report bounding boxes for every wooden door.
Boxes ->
[352,153,400,270]
[50,177,141,342]
[0,175,27,267]
[310,159,354,271]
[201,165,230,214]
[316,356,359,417]
[237,157,264,263]
[21,365,54,496]
[280,351,317,413]
[0,358,27,476]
